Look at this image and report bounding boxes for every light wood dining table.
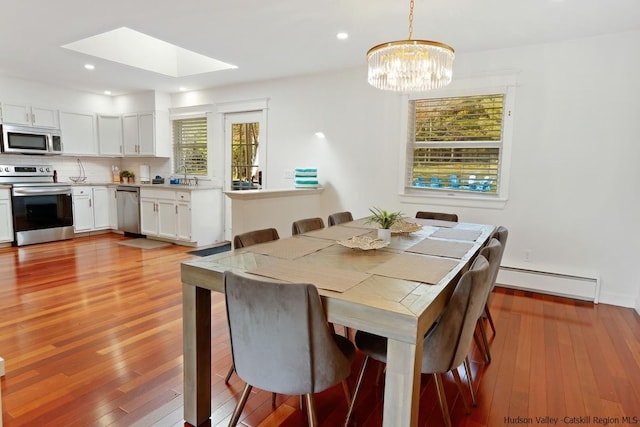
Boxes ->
[181,218,495,426]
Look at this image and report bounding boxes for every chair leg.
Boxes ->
[473,329,487,362]
[478,319,492,363]
[341,379,352,407]
[305,393,318,427]
[224,363,235,384]
[451,369,471,414]
[272,392,277,407]
[485,303,496,335]
[463,356,478,406]
[345,355,370,427]
[433,373,452,427]
[228,383,252,427]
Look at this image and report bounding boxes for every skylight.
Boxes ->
[62,27,237,77]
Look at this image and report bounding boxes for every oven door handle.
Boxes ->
[12,187,72,197]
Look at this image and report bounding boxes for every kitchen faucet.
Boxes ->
[179,165,188,185]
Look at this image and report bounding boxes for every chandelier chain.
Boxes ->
[408,0,414,40]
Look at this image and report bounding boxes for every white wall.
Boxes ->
[172,30,640,307]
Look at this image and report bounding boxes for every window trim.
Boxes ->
[398,75,517,210]
[169,104,214,178]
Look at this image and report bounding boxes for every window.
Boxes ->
[407,93,508,196]
[230,121,260,189]
[172,117,208,175]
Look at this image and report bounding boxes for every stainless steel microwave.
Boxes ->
[0,124,63,155]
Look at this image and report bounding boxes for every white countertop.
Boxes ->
[69,182,221,191]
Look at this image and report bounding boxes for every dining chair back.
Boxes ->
[477,232,507,349]
[233,227,280,249]
[328,211,353,226]
[346,255,491,427]
[224,271,355,427]
[415,211,459,222]
[292,217,325,235]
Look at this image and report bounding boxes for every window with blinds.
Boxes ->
[173,117,208,175]
[407,94,505,194]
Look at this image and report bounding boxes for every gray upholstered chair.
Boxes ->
[345,255,491,427]
[415,211,459,222]
[233,227,280,249]
[328,211,353,226]
[227,227,281,385]
[292,217,325,235]
[475,238,504,364]
[482,226,508,336]
[224,271,355,427]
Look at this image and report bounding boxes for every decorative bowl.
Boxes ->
[337,236,389,251]
[69,176,87,183]
[390,220,423,234]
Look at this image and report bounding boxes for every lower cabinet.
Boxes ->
[0,188,13,243]
[140,187,221,247]
[72,186,117,232]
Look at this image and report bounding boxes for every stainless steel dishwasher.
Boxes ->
[116,185,141,235]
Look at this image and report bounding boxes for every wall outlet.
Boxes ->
[284,170,294,179]
[524,249,532,262]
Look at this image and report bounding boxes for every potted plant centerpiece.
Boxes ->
[366,207,404,242]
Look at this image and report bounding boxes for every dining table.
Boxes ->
[181,217,495,427]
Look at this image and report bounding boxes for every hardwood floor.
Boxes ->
[0,234,639,426]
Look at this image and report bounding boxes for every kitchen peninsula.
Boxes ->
[224,187,323,238]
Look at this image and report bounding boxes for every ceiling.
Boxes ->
[2,0,638,96]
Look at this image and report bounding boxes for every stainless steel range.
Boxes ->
[0,164,74,246]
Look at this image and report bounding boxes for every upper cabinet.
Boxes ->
[97,114,123,156]
[1,102,59,128]
[122,111,170,157]
[60,111,97,155]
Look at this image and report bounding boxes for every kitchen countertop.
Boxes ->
[68,182,221,191]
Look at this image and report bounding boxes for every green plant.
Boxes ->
[120,170,131,178]
[365,207,404,229]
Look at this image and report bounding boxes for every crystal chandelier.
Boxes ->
[367,0,454,92]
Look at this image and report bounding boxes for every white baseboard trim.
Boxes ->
[497,266,600,303]
[0,356,4,376]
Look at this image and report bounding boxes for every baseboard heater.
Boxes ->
[497,266,601,303]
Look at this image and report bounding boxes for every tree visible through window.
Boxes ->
[173,117,208,175]
[231,122,260,190]
[408,94,505,194]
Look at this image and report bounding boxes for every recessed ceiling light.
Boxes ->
[315,132,326,138]
[103,90,112,95]
[84,64,95,70]
[179,86,187,91]
[336,32,349,40]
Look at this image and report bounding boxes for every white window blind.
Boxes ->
[173,117,208,175]
[408,94,505,194]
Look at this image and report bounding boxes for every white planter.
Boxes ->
[377,228,391,243]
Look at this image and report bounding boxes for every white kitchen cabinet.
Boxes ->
[98,115,123,156]
[92,187,111,230]
[60,111,97,155]
[72,186,116,232]
[107,187,118,229]
[140,198,158,236]
[1,102,59,128]
[0,189,13,243]
[122,111,170,157]
[176,201,191,241]
[72,187,94,232]
[122,113,140,155]
[140,187,220,246]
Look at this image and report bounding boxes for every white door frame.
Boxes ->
[214,99,268,241]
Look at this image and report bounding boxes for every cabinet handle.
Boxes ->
[26,113,30,122]
[175,205,178,214]
[32,113,35,123]
[89,199,92,208]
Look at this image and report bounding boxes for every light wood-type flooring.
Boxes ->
[0,234,639,426]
